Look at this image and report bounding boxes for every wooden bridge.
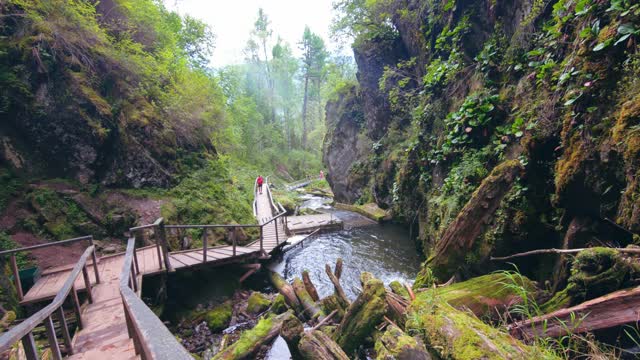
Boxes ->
[0,178,288,360]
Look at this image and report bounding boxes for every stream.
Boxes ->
[162,193,422,359]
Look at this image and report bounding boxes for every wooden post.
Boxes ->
[202,228,207,263]
[10,254,23,301]
[274,220,279,246]
[123,303,143,356]
[232,227,237,256]
[133,246,140,275]
[71,286,84,329]
[21,332,38,360]
[44,315,62,360]
[156,218,173,272]
[82,265,93,304]
[88,237,100,284]
[260,226,264,252]
[131,266,138,292]
[56,306,73,355]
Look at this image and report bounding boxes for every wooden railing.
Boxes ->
[0,245,99,359]
[119,238,193,360]
[0,235,100,302]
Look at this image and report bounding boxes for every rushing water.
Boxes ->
[269,199,422,300]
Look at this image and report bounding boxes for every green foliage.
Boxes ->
[434,92,501,161]
[0,168,23,212]
[0,232,32,269]
[29,188,92,239]
[162,156,256,228]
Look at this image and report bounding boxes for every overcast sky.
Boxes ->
[163,0,343,68]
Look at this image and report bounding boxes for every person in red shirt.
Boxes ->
[257,175,264,194]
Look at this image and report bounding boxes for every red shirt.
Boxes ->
[257,177,263,185]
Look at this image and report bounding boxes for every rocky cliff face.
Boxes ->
[323,0,640,282]
[0,0,215,188]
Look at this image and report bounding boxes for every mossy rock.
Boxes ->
[270,294,288,314]
[246,292,271,314]
[0,311,16,331]
[205,301,233,332]
[566,247,638,304]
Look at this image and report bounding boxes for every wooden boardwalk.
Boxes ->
[12,181,287,359]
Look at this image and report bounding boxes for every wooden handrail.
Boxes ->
[0,245,99,358]
[0,235,92,256]
[119,238,193,360]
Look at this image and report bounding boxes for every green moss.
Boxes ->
[205,301,233,332]
[246,292,271,314]
[566,247,637,304]
[425,273,538,317]
[389,280,410,298]
[334,275,388,354]
[334,202,390,222]
[540,288,571,313]
[231,316,273,357]
[270,294,288,314]
[407,296,557,359]
[375,324,426,359]
[413,265,437,290]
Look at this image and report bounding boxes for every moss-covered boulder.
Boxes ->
[566,247,639,304]
[334,272,388,355]
[375,324,431,360]
[205,301,232,332]
[271,294,288,314]
[246,292,271,315]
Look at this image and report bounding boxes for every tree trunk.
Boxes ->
[509,286,640,341]
[333,273,387,355]
[302,270,320,301]
[302,74,309,149]
[270,272,303,315]
[428,160,523,279]
[375,324,431,360]
[280,316,304,360]
[325,264,349,309]
[292,277,323,320]
[299,330,349,360]
[213,311,295,360]
[407,299,543,359]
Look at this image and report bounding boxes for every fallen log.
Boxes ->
[325,264,350,309]
[302,270,320,301]
[374,323,431,360]
[491,247,640,261]
[292,277,323,320]
[509,286,640,341]
[270,272,303,315]
[334,272,388,355]
[312,309,338,331]
[407,296,551,359]
[320,295,345,322]
[280,316,304,360]
[212,311,295,360]
[299,330,349,360]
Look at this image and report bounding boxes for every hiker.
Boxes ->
[257,175,264,194]
[319,170,324,179]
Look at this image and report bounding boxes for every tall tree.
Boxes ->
[252,8,276,123]
[299,26,327,149]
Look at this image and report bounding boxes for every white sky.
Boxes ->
[163,0,342,68]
